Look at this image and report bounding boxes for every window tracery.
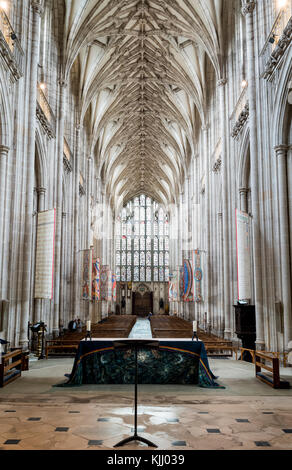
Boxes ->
[115,195,169,282]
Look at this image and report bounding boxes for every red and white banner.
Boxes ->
[34,209,56,299]
[236,209,252,301]
[81,249,93,301]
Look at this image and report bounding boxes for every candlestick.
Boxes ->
[193,321,197,332]
[86,320,91,332]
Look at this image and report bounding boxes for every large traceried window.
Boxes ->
[115,195,169,282]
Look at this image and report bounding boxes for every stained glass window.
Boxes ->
[115,195,169,282]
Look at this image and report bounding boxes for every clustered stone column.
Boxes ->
[73,124,81,320]
[20,0,44,349]
[53,80,68,337]
[0,145,10,299]
[202,125,211,329]
[275,145,292,351]
[242,0,265,350]
[217,77,231,340]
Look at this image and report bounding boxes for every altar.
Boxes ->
[57,338,223,388]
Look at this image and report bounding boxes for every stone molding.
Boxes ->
[263,17,292,81]
[36,101,56,139]
[0,145,10,156]
[0,32,23,82]
[58,79,68,88]
[217,78,227,88]
[79,183,86,197]
[212,158,222,173]
[63,155,73,174]
[231,102,249,138]
[241,1,256,16]
[36,186,46,196]
[239,187,249,195]
[274,144,288,155]
[31,1,44,16]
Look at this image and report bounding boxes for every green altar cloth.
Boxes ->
[56,338,224,388]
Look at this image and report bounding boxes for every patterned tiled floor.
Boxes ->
[0,399,292,450]
[0,357,291,450]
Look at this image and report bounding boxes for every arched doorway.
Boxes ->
[132,291,153,317]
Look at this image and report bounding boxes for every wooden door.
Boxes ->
[132,292,153,317]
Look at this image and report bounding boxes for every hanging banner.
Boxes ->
[236,209,252,301]
[81,249,92,301]
[92,257,101,301]
[101,265,111,301]
[34,209,56,299]
[108,269,113,301]
[183,259,194,302]
[112,273,117,301]
[193,249,203,303]
[179,266,184,301]
[168,270,179,302]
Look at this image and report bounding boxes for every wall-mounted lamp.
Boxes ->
[278,0,287,9]
[0,2,8,11]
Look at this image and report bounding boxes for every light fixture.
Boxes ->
[0,2,8,11]
[278,0,287,9]
[241,79,248,88]
[39,82,46,91]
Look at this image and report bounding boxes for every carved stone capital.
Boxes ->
[217,78,227,88]
[274,144,288,156]
[36,186,46,196]
[58,79,68,88]
[239,187,248,195]
[31,1,44,15]
[0,145,10,156]
[241,1,256,16]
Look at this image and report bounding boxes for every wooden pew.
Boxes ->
[150,316,237,357]
[45,315,137,358]
[0,349,23,387]
[255,351,290,389]
[45,340,80,359]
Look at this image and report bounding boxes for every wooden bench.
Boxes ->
[45,340,79,359]
[240,348,289,368]
[0,349,23,387]
[152,328,192,338]
[45,316,137,358]
[205,344,237,359]
[255,351,290,389]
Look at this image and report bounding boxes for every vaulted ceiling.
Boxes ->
[63,0,224,209]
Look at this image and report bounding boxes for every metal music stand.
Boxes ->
[112,339,159,448]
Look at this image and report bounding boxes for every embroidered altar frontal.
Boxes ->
[57,339,223,388]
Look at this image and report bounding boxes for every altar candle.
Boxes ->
[87,320,91,331]
[193,321,197,332]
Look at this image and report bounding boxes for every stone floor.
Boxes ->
[0,356,291,450]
